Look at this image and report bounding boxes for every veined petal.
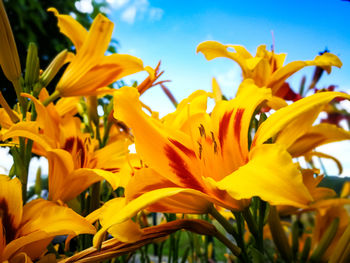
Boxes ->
[21,93,60,144]
[47,149,74,202]
[268,52,342,93]
[288,123,350,157]
[62,54,145,96]
[197,41,251,77]
[57,13,113,95]
[125,168,214,213]
[253,91,350,147]
[91,198,143,247]
[2,122,53,151]
[47,149,118,202]
[0,175,22,243]
[163,90,210,131]
[95,188,213,234]
[5,199,95,260]
[212,80,272,170]
[216,144,313,208]
[113,87,205,191]
[47,8,88,51]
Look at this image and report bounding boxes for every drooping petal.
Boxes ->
[90,198,143,247]
[47,8,88,51]
[0,175,22,243]
[253,91,350,148]
[125,167,218,213]
[216,144,313,208]
[2,122,53,151]
[4,199,95,260]
[305,151,343,175]
[57,13,114,96]
[268,52,342,93]
[93,187,214,242]
[113,87,206,191]
[197,41,252,77]
[162,90,210,131]
[60,54,146,97]
[288,123,350,157]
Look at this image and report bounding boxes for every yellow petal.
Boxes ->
[47,149,117,202]
[0,175,23,241]
[211,77,222,103]
[288,123,350,157]
[197,41,251,77]
[47,8,88,51]
[96,188,213,232]
[114,87,205,190]
[212,80,272,170]
[4,199,95,260]
[269,52,342,93]
[253,91,350,147]
[162,89,210,130]
[57,13,113,95]
[91,198,143,247]
[217,144,313,208]
[2,122,53,151]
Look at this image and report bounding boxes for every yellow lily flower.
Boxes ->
[3,92,131,202]
[197,41,342,96]
[0,175,95,262]
[109,85,316,222]
[106,82,350,230]
[47,8,151,98]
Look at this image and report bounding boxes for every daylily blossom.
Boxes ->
[197,41,342,97]
[95,82,350,236]
[2,91,131,202]
[46,8,152,98]
[0,175,95,262]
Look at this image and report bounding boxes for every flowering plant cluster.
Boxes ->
[1,2,350,262]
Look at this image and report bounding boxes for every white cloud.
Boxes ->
[107,0,130,9]
[110,0,163,24]
[75,0,94,13]
[149,7,164,21]
[121,6,137,24]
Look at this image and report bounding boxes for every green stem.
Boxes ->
[43,90,60,106]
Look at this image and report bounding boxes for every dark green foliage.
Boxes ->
[1,0,116,106]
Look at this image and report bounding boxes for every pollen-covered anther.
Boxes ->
[211,131,218,153]
[197,141,203,159]
[199,124,206,137]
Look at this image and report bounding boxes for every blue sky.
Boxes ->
[74,0,350,177]
[95,0,350,114]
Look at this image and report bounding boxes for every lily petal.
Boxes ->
[114,87,205,191]
[0,175,23,242]
[268,53,342,93]
[253,91,350,148]
[216,144,313,208]
[288,123,350,157]
[4,199,95,260]
[47,8,88,51]
[197,41,251,77]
